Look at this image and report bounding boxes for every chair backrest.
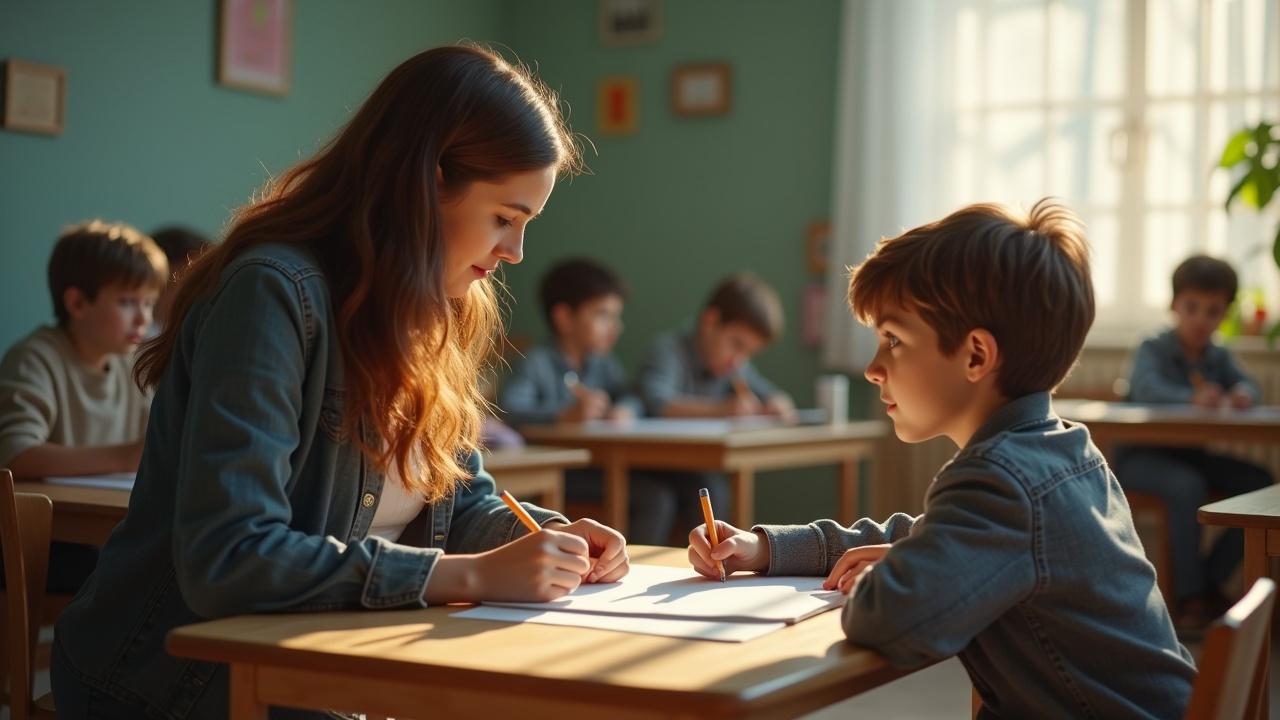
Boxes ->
[1185,577,1277,720]
[0,469,53,720]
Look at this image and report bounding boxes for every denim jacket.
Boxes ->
[54,243,566,720]
[1127,328,1260,404]
[757,393,1196,719]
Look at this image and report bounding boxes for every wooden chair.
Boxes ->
[0,469,57,719]
[1186,577,1276,720]
[971,578,1276,720]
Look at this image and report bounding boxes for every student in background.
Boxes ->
[52,46,629,720]
[1115,254,1271,631]
[629,274,795,543]
[0,220,167,593]
[500,257,640,425]
[638,273,795,420]
[149,225,212,332]
[689,200,1194,719]
[502,258,691,538]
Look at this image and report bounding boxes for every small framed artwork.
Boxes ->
[218,0,292,96]
[671,63,731,117]
[3,59,66,136]
[806,220,831,276]
[599,0,662,46]
[598,76,638,136]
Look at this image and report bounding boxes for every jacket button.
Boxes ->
[433,533,446,542]
[362,493,376,508]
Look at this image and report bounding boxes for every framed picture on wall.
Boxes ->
[3,59,66,135]
[218,0,292,96]
[671,63,731,117]
[598,76,638,136]
[599,0,662,46]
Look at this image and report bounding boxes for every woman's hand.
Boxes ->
[545,518,630,583]
[425,528,590,604]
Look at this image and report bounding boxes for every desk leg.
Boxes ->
[604,454,629,535]
[1244,528,1268,720]
[730,468,755,529]
[838,456,860,526]
[230,664,267,720]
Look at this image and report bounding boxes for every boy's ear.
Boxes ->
[964,328,1001,384]
[62,287,90,320]
[550,303,574,336]
[699,306,721,331]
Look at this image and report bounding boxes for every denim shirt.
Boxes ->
[498,343,643,427]
[1127,328,1260,404]
[757,393,1195,719]
[636,327,780,416]
[54,243,566,720]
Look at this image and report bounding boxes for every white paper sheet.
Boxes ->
[44,473,135,490]
[483,564,844,624]
[454,605,787,642]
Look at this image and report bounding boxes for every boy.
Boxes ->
[638,273,795,420]
[500,258,641,425]
[0,220,166,592]
[631,273,796,543]
[689,200,1194,718]
[1116,254,1271,629]
[501,259,676,535]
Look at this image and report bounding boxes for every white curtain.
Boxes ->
[823,0,964,371]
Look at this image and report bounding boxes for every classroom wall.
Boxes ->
[499,1,851,523]
[0,0,502,349]
[498,0,843,406]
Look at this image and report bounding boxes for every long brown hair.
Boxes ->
[137,45,581,500]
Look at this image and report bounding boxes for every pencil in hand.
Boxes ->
[499,489,541,534]
[699,487,726,582]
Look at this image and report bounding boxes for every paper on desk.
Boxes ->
[483,564,844,624]
[454,606,787,642]
[44,473,135,490]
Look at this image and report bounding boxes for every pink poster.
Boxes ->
[218,0,292,96]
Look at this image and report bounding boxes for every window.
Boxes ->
[947,0,1280,338]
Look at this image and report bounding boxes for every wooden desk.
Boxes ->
[522,419,888,532]
[1199,485,1280,720]
[1053,399,1280,451]
[13,446,590,547]
[168,545,915,720]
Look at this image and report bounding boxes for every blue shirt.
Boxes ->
[1127,328,1260,403]
[54,243,566,720]
[636,328,780,416]
[498,343,642,426]
[757,392,1195,719]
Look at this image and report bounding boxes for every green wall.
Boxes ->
[499,1,847,524]
[0,1,852,525]
[0,0,502,347]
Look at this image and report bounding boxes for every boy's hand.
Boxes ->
[1228,384,1254,410]
[544,518,630,583]
[688,521,768,578]
[1191,382,1224,408]
[605,405,636,422]
[824,544,892,594]
[559,387,611,422]
[764,393,797,422]
[721,393,763,417]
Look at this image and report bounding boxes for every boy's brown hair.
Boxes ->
[848,198,1094,398]
[705,273,785,343]
[1171,254,1238,305]
[48,220,168,326]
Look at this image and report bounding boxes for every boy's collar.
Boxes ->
[964,391,1054,448]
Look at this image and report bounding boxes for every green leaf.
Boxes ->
[1225,171,1251,211]
[1273,223,1280,269]
[1268,319,1280,349]
[1254,167,1279,208]
[1218,128,1252,167]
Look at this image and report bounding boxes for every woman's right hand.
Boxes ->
[425,528,592,604]
[687,520,769,578]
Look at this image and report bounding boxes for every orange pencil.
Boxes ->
[500,489,541,534]
[699,487,726,582]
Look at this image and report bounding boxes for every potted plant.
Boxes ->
[1219,120,1280,345]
